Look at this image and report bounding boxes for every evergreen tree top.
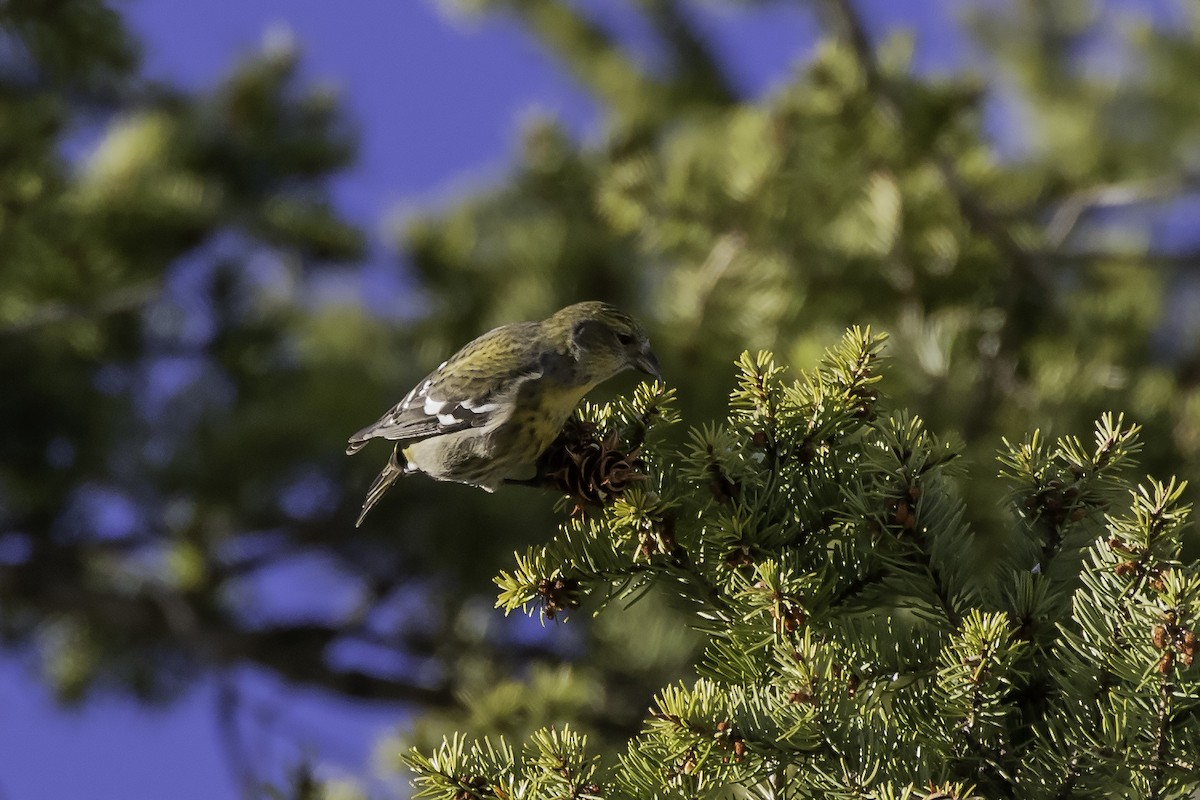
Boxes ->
[407,331,1200,799]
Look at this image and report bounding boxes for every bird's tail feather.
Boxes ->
[355,445,407,527]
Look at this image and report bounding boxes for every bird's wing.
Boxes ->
[346,323,545,453]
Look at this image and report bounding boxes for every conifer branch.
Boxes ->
[448,334,1200,796]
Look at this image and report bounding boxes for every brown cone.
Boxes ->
[536,418,650,511]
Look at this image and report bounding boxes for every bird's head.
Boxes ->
[547,301,662,384]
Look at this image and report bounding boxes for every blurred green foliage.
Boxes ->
[3,0,1200,794]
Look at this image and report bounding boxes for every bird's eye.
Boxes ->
[616,332,635,346]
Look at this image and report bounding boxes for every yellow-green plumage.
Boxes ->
[346,302,661,526]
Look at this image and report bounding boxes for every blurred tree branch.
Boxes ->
[0,283,161,336]
[486,0,663,115]
[636,0,735,105]
[1045,174,1200,249]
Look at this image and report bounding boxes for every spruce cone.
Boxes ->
[537,576,581,618]
[536,418,649,510]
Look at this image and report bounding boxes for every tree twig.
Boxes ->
[1045,173,1200,249]
[216,677,261,800]
[640,0,736,105]
[0,283,162,335]
[0,282,160,336]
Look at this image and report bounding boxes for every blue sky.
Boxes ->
[2,1,1181,798]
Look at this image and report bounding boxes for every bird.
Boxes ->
[346,301,662,526]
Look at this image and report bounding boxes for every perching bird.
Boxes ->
[346,301,662,526]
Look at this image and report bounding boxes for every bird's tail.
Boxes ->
[356,445,407,527]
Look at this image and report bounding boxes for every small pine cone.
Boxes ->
[708,465,740,504]
[889,497,917,532]
[537,421,649,509]
[1013,613,1038,642]
[724,547,754,569]
[656,513,677,552]
[1041,489,1065,521]
[537,576,581,618]
[1107,536,1138,555]
[1152,624,1168,650]
[785,605,806,632]
[851,387,878,419]
[1182,629,1197,667]
[1114,561,1138,577]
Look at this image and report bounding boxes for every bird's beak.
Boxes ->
[634,349,663,382]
